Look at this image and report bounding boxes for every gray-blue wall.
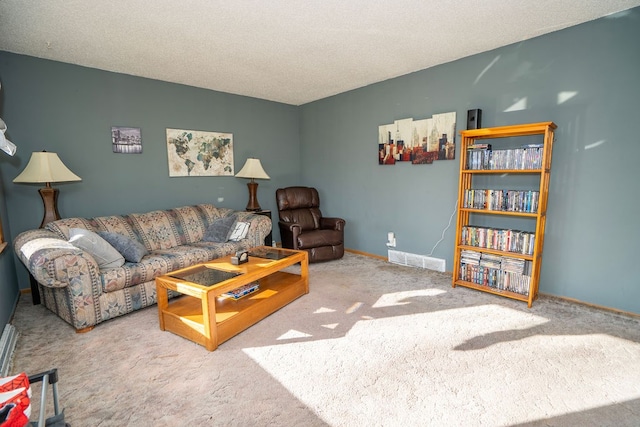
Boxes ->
[299,9,640,313]
[1,7,639,328]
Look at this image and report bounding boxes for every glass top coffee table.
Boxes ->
[155,246,308,351]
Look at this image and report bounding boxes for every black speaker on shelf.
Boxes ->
[466,109,482,130]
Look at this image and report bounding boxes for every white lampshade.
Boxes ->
[14,151,82,184]
[235,158,270,180]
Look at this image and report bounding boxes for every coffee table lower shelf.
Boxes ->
[156,248,309,351]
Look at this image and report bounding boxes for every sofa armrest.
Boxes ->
[14,229,102,290]
[15,228,106,330]
[320,217,345,232]
[231,211,272,248]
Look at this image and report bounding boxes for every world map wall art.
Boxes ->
[378,111,456,165]
[166,128,234,177]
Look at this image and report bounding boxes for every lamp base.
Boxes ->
[245,181,262,211]
[39,186,61,228]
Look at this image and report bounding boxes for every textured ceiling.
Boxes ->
[1,0,639,105]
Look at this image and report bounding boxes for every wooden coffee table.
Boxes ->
[155,247,308,351]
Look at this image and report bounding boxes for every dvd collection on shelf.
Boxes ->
[466,143,543,170]
[461,225,535,255]
[454,122,555,307]
[459,249,531,295]
[463,189,540,213]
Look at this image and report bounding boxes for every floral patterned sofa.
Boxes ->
[13,204,271,332]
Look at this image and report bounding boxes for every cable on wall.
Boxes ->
[427,199,458,257]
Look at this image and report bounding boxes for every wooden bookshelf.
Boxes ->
[452,122,556,307]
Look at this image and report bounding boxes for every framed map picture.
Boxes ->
[166,128,234,177]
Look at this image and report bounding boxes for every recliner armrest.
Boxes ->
[278,220,303,250]
[278,221,302,233]
[320,217,345,231]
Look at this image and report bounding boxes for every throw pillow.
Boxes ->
[97,231,148,263]
[68,228,125,269]
[228,221,251,241]
[202,215,237,243]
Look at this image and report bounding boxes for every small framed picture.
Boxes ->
[111,127,142,154]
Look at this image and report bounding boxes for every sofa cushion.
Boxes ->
[68,228,125,269]
[202,214,237,243]
[99,243,244,293]
[125,204,225,251]
[125,210,178,251]
[100,252,189,293]
[98,232,148,263]
[166,205,218,244]
[46,218,99,239]
[92,215,139,238]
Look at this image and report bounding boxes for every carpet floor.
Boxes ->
[8,252,640,426]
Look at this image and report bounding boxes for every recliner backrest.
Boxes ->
[276,187,322,231]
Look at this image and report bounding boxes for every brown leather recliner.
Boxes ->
[276,186,345,263]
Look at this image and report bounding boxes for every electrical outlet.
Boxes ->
[386,232,396,247]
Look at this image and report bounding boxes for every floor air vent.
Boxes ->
[388,249,446,272]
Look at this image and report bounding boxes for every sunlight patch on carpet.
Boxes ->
[277,329,312,340]
[243,304,640,426]
[313,307,336,314]
[321,323,339,330]
[371,288,447,308]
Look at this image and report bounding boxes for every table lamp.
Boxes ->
[235,158,270,211]
[14,151,82,228]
